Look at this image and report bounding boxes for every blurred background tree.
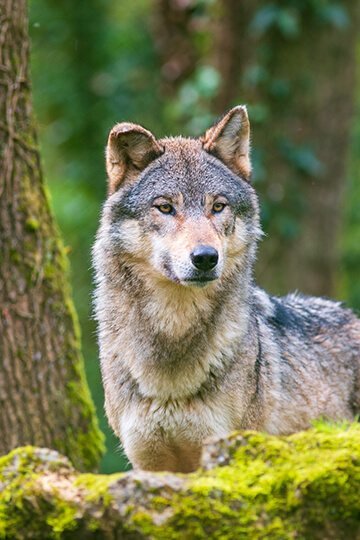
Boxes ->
[28,0,360,473]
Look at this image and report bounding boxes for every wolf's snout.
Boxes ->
[190,245,219,271]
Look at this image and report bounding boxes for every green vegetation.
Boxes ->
[1,425,360,538]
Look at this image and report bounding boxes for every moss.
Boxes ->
[74,429,105,473]
[130,424,360,540]
[0,447,77,539]
[18,166,105,472]
[74,471,125,510]
[25,217,41,231]
[9,248,21,264]
[1,426,360,538]
[62,345,105,472]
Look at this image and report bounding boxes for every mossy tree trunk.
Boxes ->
[213,1,359,297]
[0,0,103,471]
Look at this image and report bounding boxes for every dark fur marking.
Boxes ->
[110,163,170,224]
[194,349,244,404]
[267,296,352,338]
[109,188,141,222]
[269,298,312,337]
[118,370,144,402]
[196,369,221,404]
[251,315,263,402]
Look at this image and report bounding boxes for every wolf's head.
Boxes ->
[99,106,261,289]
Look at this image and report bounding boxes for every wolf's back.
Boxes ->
[248,288,360,432]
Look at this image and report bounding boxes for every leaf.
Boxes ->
[277,9,301,38]
[321,4,350,29]
[250,4,279,35]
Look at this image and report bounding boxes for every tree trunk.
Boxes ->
[2,427,360,538]
[212,0,259,115]
[213,2,359,297]
[0,0,103,471]
[152,0,201,96]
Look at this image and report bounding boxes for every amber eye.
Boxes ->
[157,204,174,214]
[212,202,226,213]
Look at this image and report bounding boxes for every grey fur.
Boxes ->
[93,107,360,473]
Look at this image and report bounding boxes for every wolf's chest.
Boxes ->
[119,394,237,470]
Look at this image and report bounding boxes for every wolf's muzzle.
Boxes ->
[190,245,219,272]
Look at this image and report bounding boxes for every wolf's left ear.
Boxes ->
[202,106,251,182]
[106,123,164,195]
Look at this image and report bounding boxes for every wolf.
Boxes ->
[93,106,360,473]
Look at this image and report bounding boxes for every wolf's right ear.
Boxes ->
[202,106,251,182]
[106,123,164,195]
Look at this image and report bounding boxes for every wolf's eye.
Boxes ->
[212,202,226,213]
[157,204,174,214]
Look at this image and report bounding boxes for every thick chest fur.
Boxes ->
[97,281,260,472]
[97,277,251,400]
[118,392,241,473]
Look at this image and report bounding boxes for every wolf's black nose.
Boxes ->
[191,245,218,271]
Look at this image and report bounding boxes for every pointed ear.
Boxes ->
[202,106,251,182]
[106,123,164,195]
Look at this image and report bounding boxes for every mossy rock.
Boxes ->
[1,424,360,539]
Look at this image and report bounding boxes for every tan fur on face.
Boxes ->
[153,217,224,281]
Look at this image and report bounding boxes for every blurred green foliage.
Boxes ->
[29,0,360,473]
[251,1,350,38]
[167,65,221,134]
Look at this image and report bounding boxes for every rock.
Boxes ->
[1,424,360,539]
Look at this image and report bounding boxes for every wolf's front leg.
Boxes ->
[124,434,202,473]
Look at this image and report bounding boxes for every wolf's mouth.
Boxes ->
[181,276,217,288]
[184,276,216,282]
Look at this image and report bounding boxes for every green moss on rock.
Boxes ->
[0,447,77,539]
[1,425,360,539]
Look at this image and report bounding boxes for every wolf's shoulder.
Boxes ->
[252,287,359,336]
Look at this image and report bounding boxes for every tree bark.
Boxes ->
[212,0,259,115]
[1,427,360,538]
[0,0,103,471]
[152,0,201,96]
